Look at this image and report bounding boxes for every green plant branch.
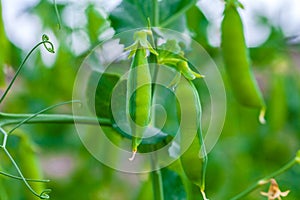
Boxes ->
[151,169,164,200]
[150,151,164,200]
[7,100,80,135]
[153,0,159,26]
[230,151,300,200]
[160,0,197,27]
[0,112,111,127]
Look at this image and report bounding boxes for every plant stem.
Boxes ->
[160,0,197,27]
[151,169,164,200]
[230,157,299,200]
[0,112,111,127]
[153,0,159,26]
[0,171,50,183]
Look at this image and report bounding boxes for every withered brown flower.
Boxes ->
[260,179,290,200]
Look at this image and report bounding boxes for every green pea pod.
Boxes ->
[221,1,266,124]
[175,77,208,199]
[127,44,152,160]
[17,133,46,199]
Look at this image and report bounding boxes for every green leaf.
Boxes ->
[186,5,210,50]
[109,0,150,32]
[157,39,184,62]
[250,25,286,67]
[0,2,11,86]
[109,0,192,32]
[87,71,120,119]
[86,4,110,45]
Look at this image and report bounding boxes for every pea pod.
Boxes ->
[126,30,156,160]
[221,1,266,123]
[175,77,208,200]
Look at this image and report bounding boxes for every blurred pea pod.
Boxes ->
[0,173,8,200]
[125,30,157,160]
[221,1,266,124]
[0,1,11,86]
[16,133,47,200]
[175,77,208,200]
[268,68,287,132]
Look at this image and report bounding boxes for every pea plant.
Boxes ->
[1,0,300,199]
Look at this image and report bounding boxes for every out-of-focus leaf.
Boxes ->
[109,0,192,32]
[87,71,120,119]
[186,5,210,50]
[30,0,65,30]
[0,174,8,200]
[250,26,286,66]
[0,2,11,86]
[136,176,153,200]
[161,167,187,200]
[86,4,110,45]
[16,132,46,200]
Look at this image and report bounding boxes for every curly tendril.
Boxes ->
[0,100,80,199]
[1,146,51,199]
[0,34,55,104]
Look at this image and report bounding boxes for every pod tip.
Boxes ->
[259,107,266,124]
[200,190,209,200]
[129,150,137,161]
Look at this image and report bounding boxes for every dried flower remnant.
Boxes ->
[260,179,290,200]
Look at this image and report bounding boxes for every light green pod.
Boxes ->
[175,77,208,199]
[221,2,266,123]
[127,47,152,157]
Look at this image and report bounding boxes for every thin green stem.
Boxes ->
[153,0,159,26]
[53,0,62,29]
[151,169,164,200]
[160,0,197,27]
[0,112,111,127]
[0,171,50,183]
[0,39,54,104]
[230,157,299,200]
[150,147,164,200]
[8,100,80,135]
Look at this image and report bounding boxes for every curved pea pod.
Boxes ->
[221,2,266,124]
[127,47,152,160]
[17,133,46,199]
[268,72,287,132]
[175,77,208,199]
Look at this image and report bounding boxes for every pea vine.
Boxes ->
[0,0,300,199]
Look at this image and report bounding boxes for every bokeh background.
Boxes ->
[0,0,300,199]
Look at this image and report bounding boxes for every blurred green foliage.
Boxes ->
[0,0,300,199]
